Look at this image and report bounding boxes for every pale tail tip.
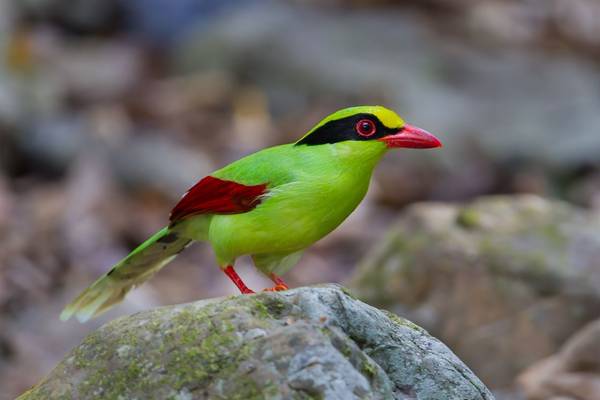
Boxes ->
[76,313,92,323]
[59,308,92,323]
[59,307,74,322]
[60,304,92,323]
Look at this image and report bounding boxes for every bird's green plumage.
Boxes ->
[60,227,191,322]
[204,140,387,264]
[61,106,421,321]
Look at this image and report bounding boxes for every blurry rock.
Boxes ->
[466,0,600,49]
[31,31,144,101]
[108,130,214,196]
[466,1,551,45]
[15,0,122,36]
[132,71,234,124]
[518,319,600,400]
[121,0,244,45]
[0,1,28,124]
[0,173,13,226]
[332,0,600,50]
[62,155,127,275]
[22,110,213,196]
[19,285,493,400]
[350,195,600,388]
[125,71,278,157]
[568,169,600,210]
[230,85,274,151]
[27,115,88,172]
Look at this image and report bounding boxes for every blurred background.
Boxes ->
[1,0,600,398]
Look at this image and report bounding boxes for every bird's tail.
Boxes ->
[60,227,191,322]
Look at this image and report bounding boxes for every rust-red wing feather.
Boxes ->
[169,176,268,222]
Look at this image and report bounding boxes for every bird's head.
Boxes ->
[295,105,442,150]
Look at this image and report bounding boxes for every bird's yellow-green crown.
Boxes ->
[295,105,408,146]
[305,105,405,137]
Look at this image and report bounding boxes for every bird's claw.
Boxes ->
[262,283,289,292]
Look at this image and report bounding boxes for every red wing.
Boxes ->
[169,176,268,222]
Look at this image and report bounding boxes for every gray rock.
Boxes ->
[350,195,600,388]
[18,285,493,400]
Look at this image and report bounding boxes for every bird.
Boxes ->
[60,105,442,322]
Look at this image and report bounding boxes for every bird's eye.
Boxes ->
[355,119,376,137]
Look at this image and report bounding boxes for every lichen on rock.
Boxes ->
[18,285,493,400]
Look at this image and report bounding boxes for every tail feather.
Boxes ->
[60,227,191,322]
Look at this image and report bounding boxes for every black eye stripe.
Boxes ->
[296,113,398,146]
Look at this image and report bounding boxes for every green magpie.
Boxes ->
[61,105,442,322]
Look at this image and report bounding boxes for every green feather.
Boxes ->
[60,227,190,322]
[206,140,387,265]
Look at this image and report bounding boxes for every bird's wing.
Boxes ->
[169,176,268,222]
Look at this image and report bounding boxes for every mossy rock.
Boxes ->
[350,195,600,388]
[18,285,493,400]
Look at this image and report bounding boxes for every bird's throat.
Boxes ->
[330,140,388,171]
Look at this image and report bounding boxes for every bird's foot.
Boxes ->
[262,273,289,292]
[262,283,289,292]
[223,265,255,294]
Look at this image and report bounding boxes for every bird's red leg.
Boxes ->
[263,273,289,292]
[223,265,254,294]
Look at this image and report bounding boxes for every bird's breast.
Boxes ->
[209,169,372,259]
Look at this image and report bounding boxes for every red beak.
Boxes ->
[379,124,442,149]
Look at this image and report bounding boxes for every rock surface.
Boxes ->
[18,285,492,400]
[350,195,600,388]
[518,318,600,400]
